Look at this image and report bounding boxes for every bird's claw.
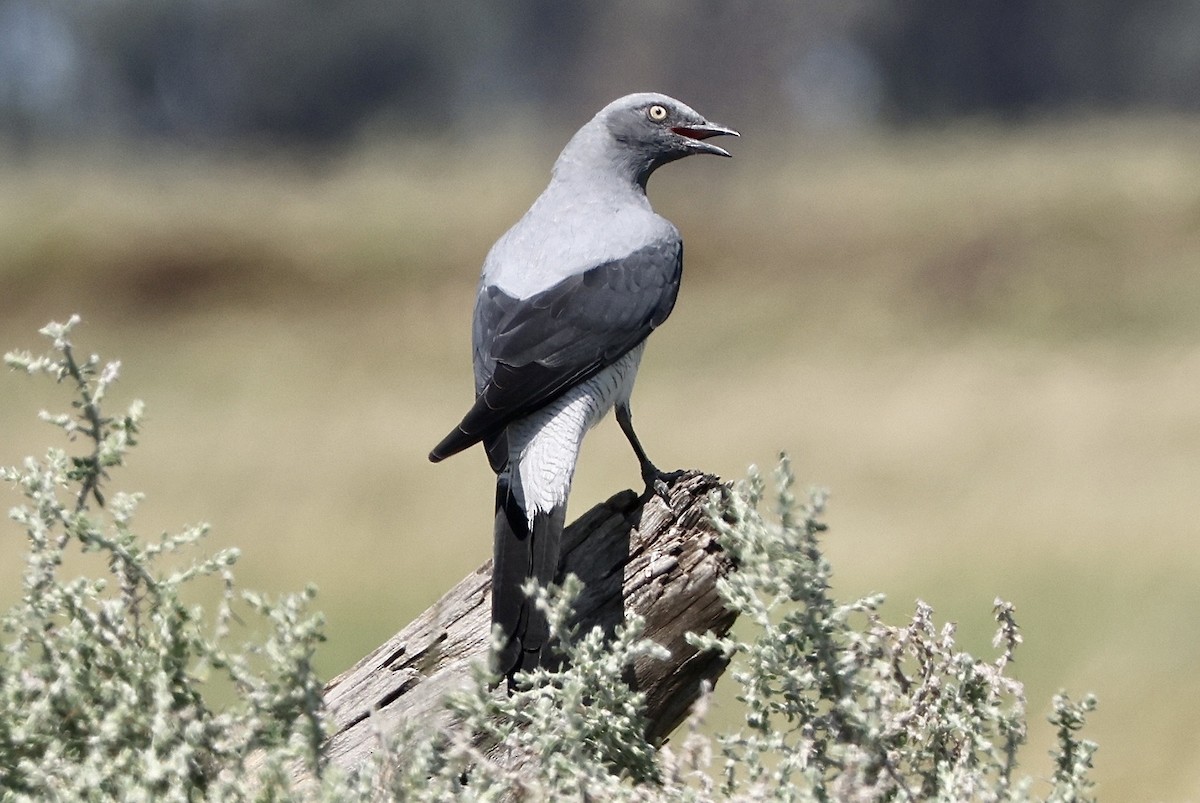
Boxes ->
[652,476,671,501]
[641,464,685,504]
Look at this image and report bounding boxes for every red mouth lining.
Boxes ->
[671,126,720,141]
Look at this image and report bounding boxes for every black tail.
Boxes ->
[491,473,565,688]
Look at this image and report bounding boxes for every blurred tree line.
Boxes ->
[1,0,1198,148]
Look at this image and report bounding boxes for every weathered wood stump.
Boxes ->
[321,470,736,771]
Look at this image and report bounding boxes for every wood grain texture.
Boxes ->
[321,470,736,771]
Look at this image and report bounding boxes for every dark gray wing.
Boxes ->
[428,238,682,464]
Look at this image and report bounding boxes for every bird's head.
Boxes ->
[560,92,739,188]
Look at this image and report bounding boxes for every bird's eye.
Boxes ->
[647,104,668,122]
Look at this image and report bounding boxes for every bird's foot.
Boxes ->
[640,463,686,504]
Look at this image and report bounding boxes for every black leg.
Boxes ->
[616,402,675,500]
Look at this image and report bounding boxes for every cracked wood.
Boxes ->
[320,470,737,771]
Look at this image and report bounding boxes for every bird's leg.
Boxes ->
[615,402,678,501]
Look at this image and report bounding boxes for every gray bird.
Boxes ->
[429,92,737,686]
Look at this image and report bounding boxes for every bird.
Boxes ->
[428,92,737,687]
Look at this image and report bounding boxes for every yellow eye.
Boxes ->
[647,104,668,122]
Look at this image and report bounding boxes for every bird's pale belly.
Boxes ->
[507,343,646,522]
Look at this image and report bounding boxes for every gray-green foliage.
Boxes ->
[1,318,1097,801]
[340,577,672,801]
[690,459,1098,802]
[1,317,327,801]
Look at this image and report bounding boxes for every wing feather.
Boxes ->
[428,237,682,464]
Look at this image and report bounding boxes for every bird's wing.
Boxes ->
[429,237,682,463]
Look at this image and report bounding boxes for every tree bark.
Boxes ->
[320,470,736,772]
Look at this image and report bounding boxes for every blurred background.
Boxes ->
[2,1,1199,797]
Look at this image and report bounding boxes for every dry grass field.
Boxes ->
[2,118,1199,798]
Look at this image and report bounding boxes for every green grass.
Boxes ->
[2,117,1199,799]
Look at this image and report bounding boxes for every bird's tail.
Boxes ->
[491,472,565,688]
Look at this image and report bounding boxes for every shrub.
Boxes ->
[1,317,327,801]
[1,318,1096,801]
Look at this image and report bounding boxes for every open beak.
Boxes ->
[671,121,740,157]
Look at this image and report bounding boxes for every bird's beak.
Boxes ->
[671,121,740,157]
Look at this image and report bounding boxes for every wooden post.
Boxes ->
[320,470,736,771]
